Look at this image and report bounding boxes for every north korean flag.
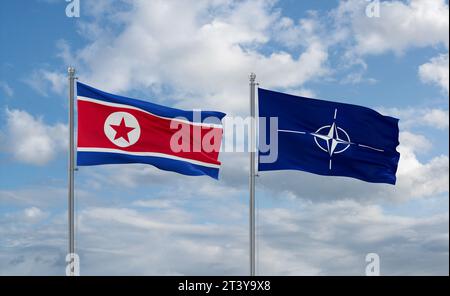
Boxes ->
[76,82,226,179]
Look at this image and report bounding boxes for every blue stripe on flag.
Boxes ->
[77,151,220,179]
[77,82,226,122]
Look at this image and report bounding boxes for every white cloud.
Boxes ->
[379,107,449,130]
[23,207,49,223]
[82,207,223,234]
[0,187,64,208]
[422,108,449,129]
[419,53,449,94]
[399,131,432,153]
[335,0,449,55]
[1,109,67,165]
[132,199,175,209]
[340,71,377,85]
[25,69,66,97]
[65,0,329,115]
[24,207,45,219]
[396,147,449,199]
[56,39,76,65]
[257,199,449,275]
[1,207,49,225]
[273,12,325,48]
[0,194,447,275]
[0,81,13,97]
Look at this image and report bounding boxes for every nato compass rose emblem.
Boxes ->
[310,109,352,170]
[104,112,141,147]
[279,108,384,170]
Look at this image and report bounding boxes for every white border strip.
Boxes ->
[78,96,223,129]
[278,129,306,135]
[77,147,221,169]
[358,144,384,152]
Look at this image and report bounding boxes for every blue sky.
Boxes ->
[0,0,448,275]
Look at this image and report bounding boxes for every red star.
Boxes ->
[110,117,135,143]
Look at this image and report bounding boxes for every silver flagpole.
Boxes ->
[67,67,76,276]
[249,73,256,276]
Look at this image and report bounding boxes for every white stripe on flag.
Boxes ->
[77,147,221,168]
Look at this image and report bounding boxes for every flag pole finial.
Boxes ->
[68,66,75,75]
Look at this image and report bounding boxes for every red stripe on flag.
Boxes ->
[77,99,222,165]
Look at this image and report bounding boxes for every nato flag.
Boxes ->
[258,88,400,185]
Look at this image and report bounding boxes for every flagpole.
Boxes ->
[249,73,256,276]
[67,67,76,276]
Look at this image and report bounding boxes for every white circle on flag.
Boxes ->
[104,112,141,148]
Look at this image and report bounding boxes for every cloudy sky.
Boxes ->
[0,0,448,275]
